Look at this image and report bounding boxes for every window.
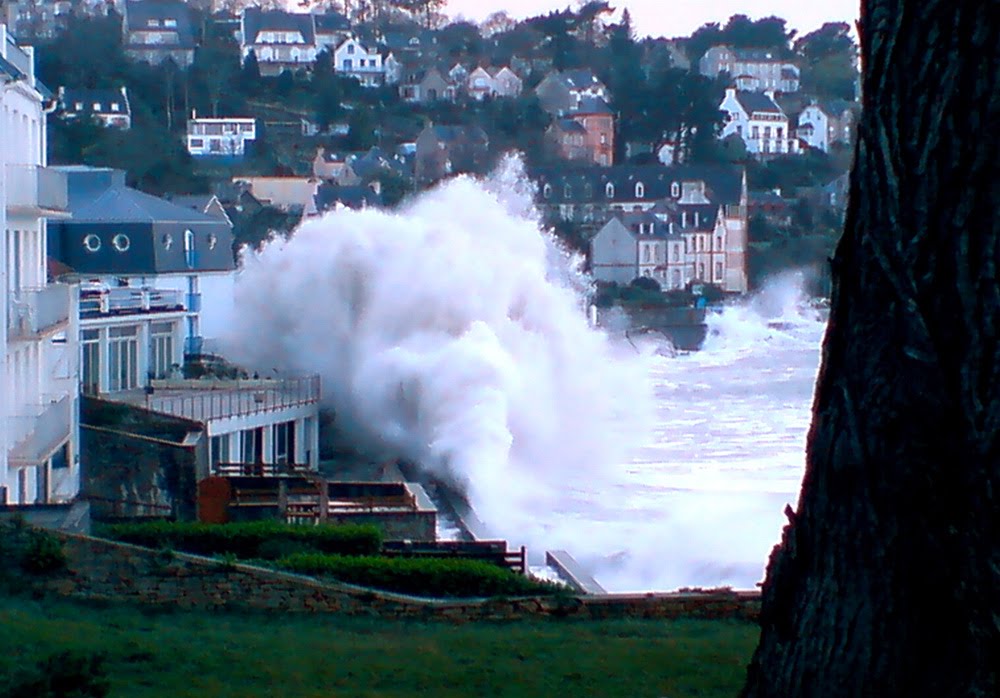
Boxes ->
[716,236,723,251]
[274,422,295,465]
[672,269,682,288]
[184,229,195,268]
[715,262,724,280]
[111,103,120,112]
[108,325,139,392]
[241,427,264,464]
[207,233,218,250]
[698,263,705,279]
[347,43,355,53]
[83,234,101,252]
[343,59,353,69]
[211,435,231,470]
[672,245,680,262]
[605,183,614,198]
[82,329,100,395]
[635,182,645,199]
[543,183,552,199]
[112,234,130,252]
[74,101,83,110]
[190,138,203,148]
[164,18,177,28]
[643,245,652,263]
[671,182,680,197]
[162,233,173,250]
[149,321,175,380]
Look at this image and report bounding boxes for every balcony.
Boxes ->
[110,375,321,423]
[4,164,69,215]
[7,283,72,341]
[7,394,74,467]
[80,287,185,318]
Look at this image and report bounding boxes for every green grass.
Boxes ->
[0,594,757,697]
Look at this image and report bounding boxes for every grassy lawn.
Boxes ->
[0,594,757,697]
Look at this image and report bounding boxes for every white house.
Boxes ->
[333,36,384,87]
[2,24,81,506]
[719,87,800,158]
[465,65,523,100]
[186,116,257,158]
[46,166,322,478]
[796,104,830,151]
[240,8,318,76]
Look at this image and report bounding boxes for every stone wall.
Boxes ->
[40,532,761,622]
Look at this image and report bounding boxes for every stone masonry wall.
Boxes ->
[40,532,761,622]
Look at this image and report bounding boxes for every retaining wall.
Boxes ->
[39,532,761,622]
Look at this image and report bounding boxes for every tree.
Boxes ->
[741,1,999,696]
[795,23,859,101]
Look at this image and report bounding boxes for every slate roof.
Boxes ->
[531,165,744,206]
[242,8,316,44]
[125,0,196,48]
[314,183,383,212]
[429,125,488,143]
[573,96,612,115]
[314,11,350,33]
[561,69,603,91]
[735,90,783,115]
[553,118,587,134]
[60,87,130,118]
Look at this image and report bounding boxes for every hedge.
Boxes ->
[101,521,382,559]
[275,553,564,598]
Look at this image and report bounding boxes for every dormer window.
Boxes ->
[148,19,160,27]
[93,103,101,111]
[184,229,195,268]
[671,182,680,198]
[164,18,177,28]
[111,103,120,112]
[605,183,614,198]
[543,184,552,199]
[74,102,83,110]
[635,182,645,199]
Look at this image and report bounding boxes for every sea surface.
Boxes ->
[556,282,827,593]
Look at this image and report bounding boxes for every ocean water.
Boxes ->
[225,159,826,593]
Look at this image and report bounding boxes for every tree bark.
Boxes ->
[741,1,999,696]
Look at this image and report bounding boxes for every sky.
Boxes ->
[444,0,860,40]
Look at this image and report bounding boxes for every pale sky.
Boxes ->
[444,0,860,40]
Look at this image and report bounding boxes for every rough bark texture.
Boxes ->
[741,1,1000,696]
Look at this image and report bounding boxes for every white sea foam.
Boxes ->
[225,159,826,592]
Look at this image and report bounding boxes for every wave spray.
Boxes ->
[224,158,653,550]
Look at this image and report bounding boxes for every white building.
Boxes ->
[46,166,322,480]
[186,116,257,158]
[2,24,81,506]
[719,87,800,158]
[333,36,384,87]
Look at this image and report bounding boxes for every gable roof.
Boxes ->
[735,90,783,115]
[553,118,587,134]
[242,8,316,44]
[314,11,350,33]
[573,96,612,115]
[125,0,196,47]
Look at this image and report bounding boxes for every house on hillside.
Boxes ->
[699,46,800,93]
[2,24,81,507]
[57,86,132,129]
[333,36,384,87]
[232,176,320,217]
[534,69,609,115]
[399,67,455,103]
[465,65,523,100]
[796,100,858,152]
[719,87,800,158]
[123,0,196,68]
[534,165,749,293]
[186,116,257,159]
[240,8,317,76]
[545,96,614,166]
[414,125,490,184]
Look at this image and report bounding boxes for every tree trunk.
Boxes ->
[741,1,999,696]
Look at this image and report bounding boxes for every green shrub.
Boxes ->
[103,521,382,559]
[4,650,109,698]
[275,553,563,598]
[19,529,67,575]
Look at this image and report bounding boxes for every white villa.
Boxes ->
[333,36,384,87]
[186,116,257,158]
[719,87,800,158]
[2,24,81,506]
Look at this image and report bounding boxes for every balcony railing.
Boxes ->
[132,375,321,422]
[80,287,185,317]
[4,164,68,213]
[7,284,72,340]
[7,394,73,467]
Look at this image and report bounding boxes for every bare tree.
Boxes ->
[741,1,999,696]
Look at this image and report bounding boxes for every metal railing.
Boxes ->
[4,164,68,212]
[7,284,72,340]
[7,394,73,466]
[214,462,312,477]
[80,287,185,317]
[141,375,321,422]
